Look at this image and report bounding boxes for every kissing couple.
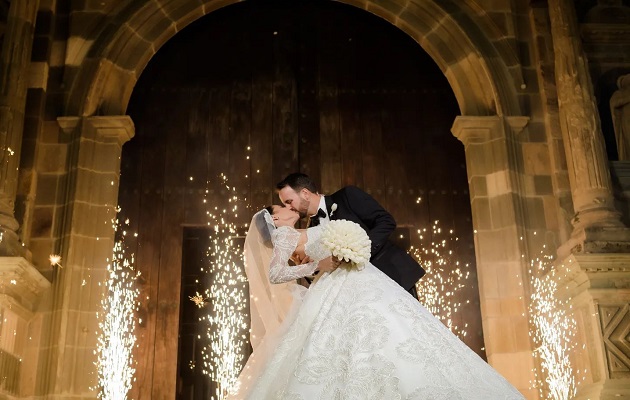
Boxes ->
[229,173,523,399]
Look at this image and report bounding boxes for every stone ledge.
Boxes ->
[0,256,51,312]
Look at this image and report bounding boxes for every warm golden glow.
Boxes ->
[96,215,140,400]
[527,245,582,399]
[412,221,471,340]
[199,174,249,400]
[49,254,62,267]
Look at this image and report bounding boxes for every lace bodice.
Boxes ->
[303,226,331,263]
[269,226,331,284]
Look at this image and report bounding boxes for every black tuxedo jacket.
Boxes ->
[315,186,425,291]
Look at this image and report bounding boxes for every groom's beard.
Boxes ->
[297,199,310,219]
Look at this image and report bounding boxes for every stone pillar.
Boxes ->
[452,115,537,398]
[554,254,630,399]
[41,116,134,398]
[548,0,630,257]
[0,0,39,256]
[0,257,49,397]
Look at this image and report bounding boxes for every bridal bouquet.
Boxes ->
[321,219,371,269]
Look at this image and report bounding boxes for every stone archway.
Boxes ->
[55,0,538,397]
[66,0,521,118]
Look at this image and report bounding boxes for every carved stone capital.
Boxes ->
[451,115,529,145]
[85,115,135,145]
[0,256,50,315]
[57,115,135,145]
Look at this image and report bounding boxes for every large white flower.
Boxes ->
[320,219,371,268]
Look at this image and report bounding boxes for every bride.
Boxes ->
[231,205,524,399]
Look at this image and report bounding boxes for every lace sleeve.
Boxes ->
[269,227,319,284]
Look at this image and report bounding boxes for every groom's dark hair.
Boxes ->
[276,173,318,193]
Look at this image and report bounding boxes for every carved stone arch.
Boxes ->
[66,0,522,118]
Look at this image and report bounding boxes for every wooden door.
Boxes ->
[119,1,481,398]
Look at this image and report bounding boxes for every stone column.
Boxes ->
[548,0,630,257]
[554,254,630,399]
[0,257,50,397]
[41,116,134,398]
[0,0,40,256]
[452,115,537,398]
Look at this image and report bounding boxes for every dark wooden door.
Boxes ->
[120,1,481,398]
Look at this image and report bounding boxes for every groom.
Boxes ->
[276,173,425,298]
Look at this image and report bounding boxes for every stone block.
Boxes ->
[489,193,517,229]
[533,175,553,195]
[28,62,49,90]
[25,88,45,117]
[485,316,517,354]
[73,204,117,239]
[524,196,546,230]
[476,228,523,263]
[469,175,488,198]
[66,37,95,67]
[38,143,67,173]
[542,195,560,231]
[486,170,512,197]
[501,297,526,317]
[77,137,123,173]
[497,262,526,298]
[31,206,53,238]
[35,173,59,206]
[522,142,551,175]
[35,10,53,35]
[138,16,177,51]
[471,197,492,230]
[477,261,500,299]
[367,0,406,16]
[69,10,106,39]
[481,297,502,317]
[72,167,119,205]
[488,350,535,393]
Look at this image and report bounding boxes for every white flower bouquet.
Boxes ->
[321,219,371,269]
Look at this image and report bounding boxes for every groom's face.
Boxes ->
[278,186,312,218]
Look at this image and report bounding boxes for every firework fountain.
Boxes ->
[527,245,582,400]
[412,220,472,339]
[194,174,249,400]
[95,214,140,400]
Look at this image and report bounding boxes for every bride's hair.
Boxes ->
[254,206,276,247]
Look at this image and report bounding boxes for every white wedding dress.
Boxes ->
[230,225,524,400]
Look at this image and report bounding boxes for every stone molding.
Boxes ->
[451,115,530,145]
[57,115,135,145]
[581,24,630,45]
[0,256,50,314]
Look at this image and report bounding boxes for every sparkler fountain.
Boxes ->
[95,215,140,400]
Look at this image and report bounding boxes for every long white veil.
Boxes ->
[244,209,298,350]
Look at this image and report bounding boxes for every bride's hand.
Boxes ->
[317,256,340,273]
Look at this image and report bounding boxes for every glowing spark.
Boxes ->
[189,293,207,308]
[412,221,471,340]
[528,252,582,399]
[49,254,62,268]
[95,214,140,400]
[200,174,249,399]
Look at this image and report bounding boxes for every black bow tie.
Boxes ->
[310,208,327,226]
